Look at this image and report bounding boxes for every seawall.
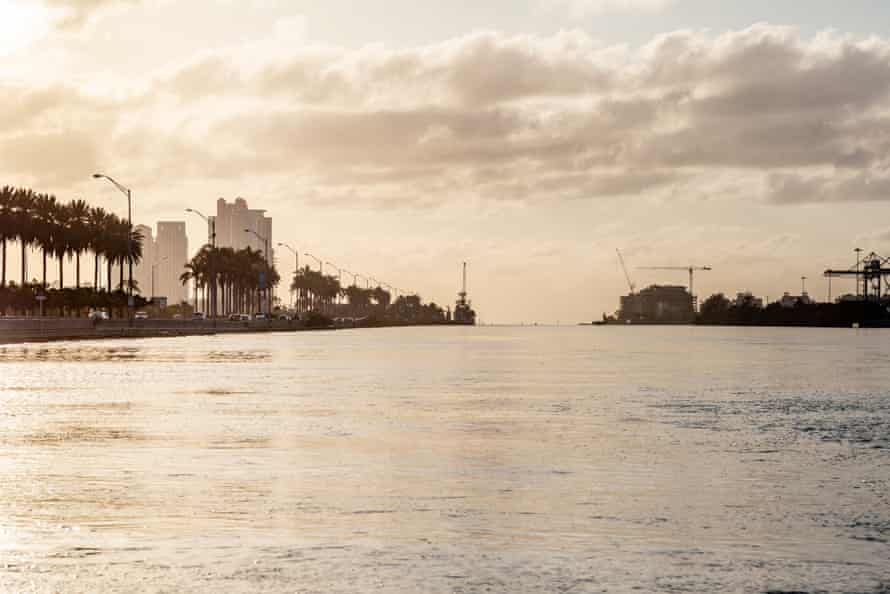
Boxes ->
[0,317,313,344]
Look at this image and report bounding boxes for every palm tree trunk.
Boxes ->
[42,250,47,289]
[1,239,5,288]
[119,259,124,292]
[21,241,26,286]
[76,252,81,288]
[58,255,64,290]
[94,253,99,291]
[107,259,112,294]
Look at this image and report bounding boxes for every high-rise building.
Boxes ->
[133,224,154,297]
[155,221,189,304]
[212,197,273,262]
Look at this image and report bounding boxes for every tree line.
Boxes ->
[180,245,280,315]
[0,185,145,315]
[2,184,449,323]
[698,293,889,327]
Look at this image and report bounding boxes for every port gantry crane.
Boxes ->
[824,251,890,302]
[638,265,713,310]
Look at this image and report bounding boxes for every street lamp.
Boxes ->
[342,269,359,287]
[186,208,217,318]
[151,256,169,302]
[278,243,299,272]
[304,252,323,273]
[326,262,343,306]
[278,243,299,309]
[244,228,271,314]
[93,173,134,319]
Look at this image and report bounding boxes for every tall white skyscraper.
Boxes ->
[211,197,273,262]
[155,221,188,304]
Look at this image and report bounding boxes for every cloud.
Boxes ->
[541,0,675,17]
[25,0,136,29]
[5,24,890,207]
[766,171,890,204]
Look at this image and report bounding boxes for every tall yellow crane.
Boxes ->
[638,265,713,308]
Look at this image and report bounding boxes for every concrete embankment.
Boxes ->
[0,317,310,344]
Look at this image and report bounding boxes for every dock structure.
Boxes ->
[825,251,890,303]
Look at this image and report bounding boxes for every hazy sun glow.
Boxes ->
[0,0,50,57]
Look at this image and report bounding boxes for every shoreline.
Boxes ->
[589,320,890,328]
[0,317,475,345]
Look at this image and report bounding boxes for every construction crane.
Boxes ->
[638,265,713,305]
[616,249,636,294]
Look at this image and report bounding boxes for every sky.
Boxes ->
[3,0,890,323]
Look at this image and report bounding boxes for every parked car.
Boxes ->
[192,312,206,320]
[134,311,149,320]
[254,313,268,320]
[172,313,183,320]
[88,309,109,320]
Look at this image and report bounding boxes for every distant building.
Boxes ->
[619,285,694,322]
[779,292,813,308]
[112,223,155,295]
[734,292,764,309]
[212,197,273,260]
[134,224,154,297]
[155,221,188,304]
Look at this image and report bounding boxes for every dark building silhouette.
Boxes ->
[619,285,694,323]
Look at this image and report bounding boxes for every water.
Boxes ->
[0,326,888,593]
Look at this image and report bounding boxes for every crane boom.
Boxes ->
[616,249,636,294]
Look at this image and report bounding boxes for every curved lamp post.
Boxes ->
[244,228,271,314]
[151,256,169,302]
[186,208,217,318]
[93,173,134,319]
[326,262,343,307]
[278,243,299,310]
[304,252,323,274]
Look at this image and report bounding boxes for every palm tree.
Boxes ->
[67,200,91,288]
[88,207,110,291]
[32,192,57,290]
[53,200,72,290]
[182,245,279,315]
[0,185,153,315]
[0,186,14,288]
[372,286,391,309]
[12,188,37,286]
[126,225,144,292]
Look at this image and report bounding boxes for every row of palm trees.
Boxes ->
[180,244,405,317]
[180,245,280,315]
[0,186,143,295]
[290,266,392,315]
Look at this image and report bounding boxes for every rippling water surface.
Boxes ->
[1,326,888,593]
